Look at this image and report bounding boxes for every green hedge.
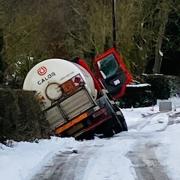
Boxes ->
[0,88,50,143]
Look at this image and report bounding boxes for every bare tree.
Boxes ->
[153,0,171,73]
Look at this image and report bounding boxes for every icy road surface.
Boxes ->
[0,97,180,180]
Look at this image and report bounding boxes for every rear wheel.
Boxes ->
[103,127,114,137]
[113,105,128,132]
[116,111,128,131]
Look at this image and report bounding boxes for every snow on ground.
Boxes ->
[122,97,180,180]
[0,138,80,180]
[0,97,180,180]
[152,114,180,180]
[81,138,137,180]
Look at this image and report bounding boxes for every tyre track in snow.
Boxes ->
[127,143,170,180]
[31,145,98,180]
[31,111,177,180]
[126,112,175,180]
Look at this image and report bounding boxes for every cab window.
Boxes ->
[98,54,119,79]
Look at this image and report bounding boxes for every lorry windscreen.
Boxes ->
[98,54,119,79]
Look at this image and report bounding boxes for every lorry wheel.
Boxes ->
[103,127,114,137]
[113,105,128,131]
[75,132,94,140]
[118,114,128,131]
[115,110,127,131]
[112,116,123,133]
[85,133,95,140]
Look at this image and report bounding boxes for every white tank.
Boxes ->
[23,59,97,109]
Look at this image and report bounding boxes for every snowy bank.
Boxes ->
[0,137,79,180]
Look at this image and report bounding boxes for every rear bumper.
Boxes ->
[73,115,112,139]
[55,107,113,139]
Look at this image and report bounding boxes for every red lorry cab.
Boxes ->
[93,48,132,100]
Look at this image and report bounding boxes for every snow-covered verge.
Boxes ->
[0,138,80,180]
[122,97,180,180]
[0,97,180,180]
[153,116,180,180]
[81,137,137,180]
[0,136,137,180]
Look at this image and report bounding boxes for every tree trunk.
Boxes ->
[153,2,170,74]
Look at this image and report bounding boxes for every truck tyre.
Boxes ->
[112,116,123,133]
[103,126,114,137]
[116,112,128,131]
[113,105,128,131]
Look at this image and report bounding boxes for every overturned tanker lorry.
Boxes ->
[23,48,132,139]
